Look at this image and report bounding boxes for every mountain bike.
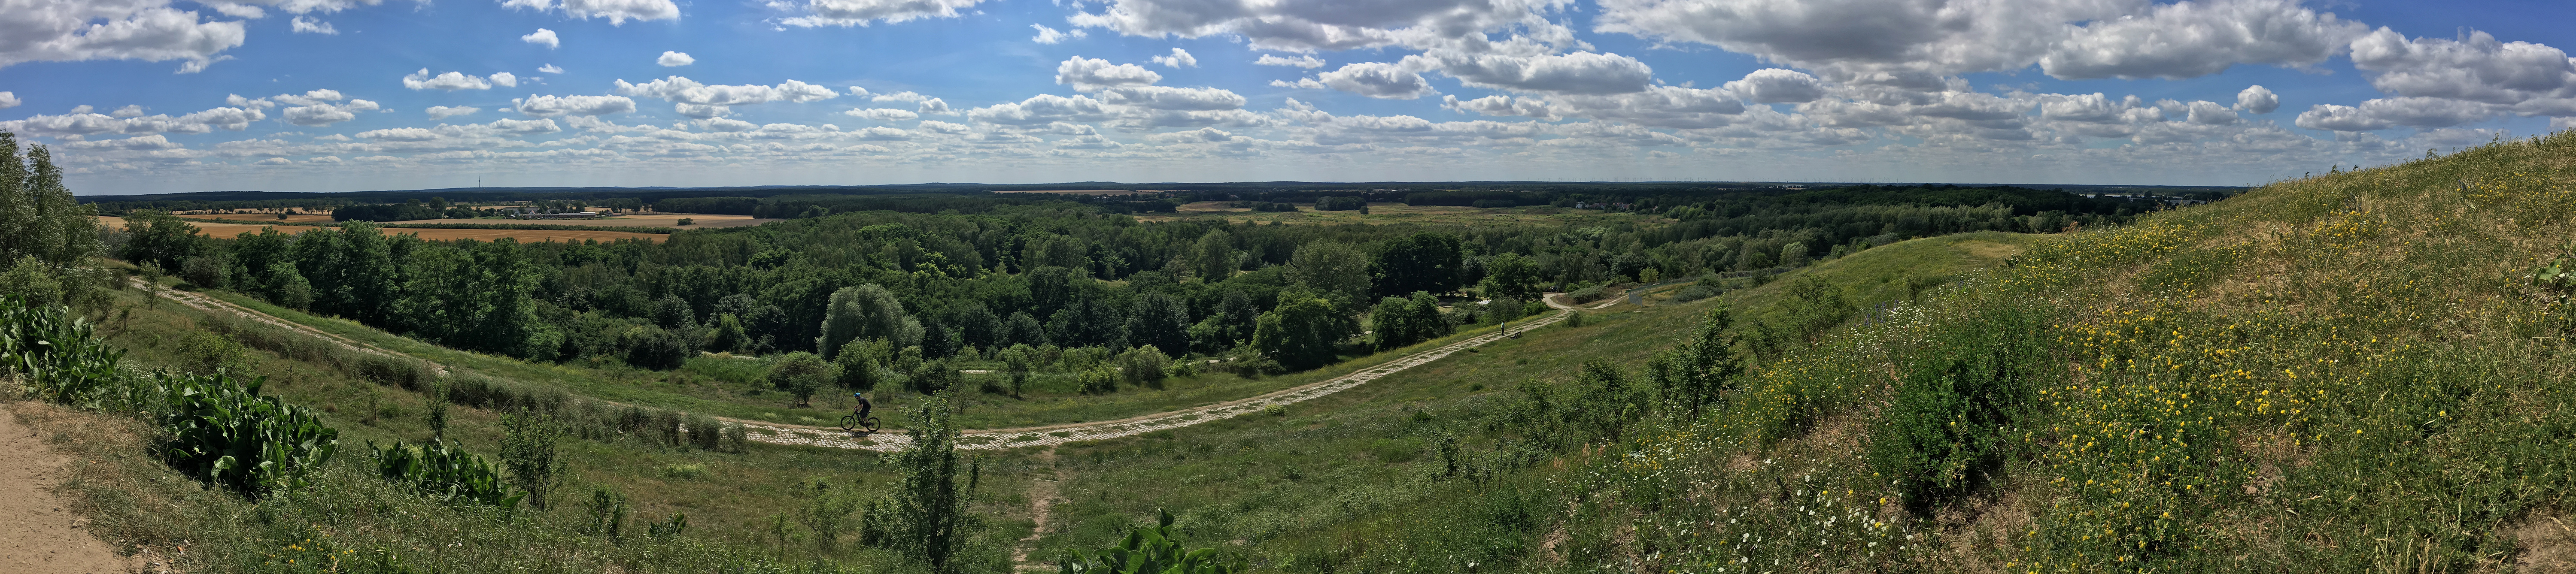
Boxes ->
[840,411,880,433]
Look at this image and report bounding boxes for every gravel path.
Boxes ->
[145,280,1618,453]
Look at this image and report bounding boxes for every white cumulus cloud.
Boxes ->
[290,15,337,34]
[845,108,919,121]
[778,0,991,27]
[404,69,497,90]
[427,105,480,119]
[500,0,679,25]
[1152,48,1197,68]
[1031,24,1085,44]
[513,94,638,117]
[1057,56,1162,91]
[522,28,560,48]
[2236,85,2279,114]
[1255,54,1325,69]
[0,92,19,109]
[538,63,564,74]
[0,1,249,73]
[1722,68,1823,104]
[657,51,694,66]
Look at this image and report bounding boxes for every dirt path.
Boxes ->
[0,407,139,574]
[1011,447,1064,572]
[139,279,1621,453]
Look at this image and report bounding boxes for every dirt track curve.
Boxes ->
[140,279,1619,452]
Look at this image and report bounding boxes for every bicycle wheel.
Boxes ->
[840,414,858,432]
[861,417,881,432]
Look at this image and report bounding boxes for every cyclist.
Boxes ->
[851,392,873,423]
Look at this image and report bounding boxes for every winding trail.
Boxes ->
[139,278,1619,453]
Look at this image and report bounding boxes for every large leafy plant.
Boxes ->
[371,439,524,509]
[157,371,339,496]
[1058,511,1245,574]
[0,296,126,408]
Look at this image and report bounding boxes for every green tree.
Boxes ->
[1191,230,1237,281]
[817,284,917,360]
[767,351,833,406]
[1286,241,1370,308]
[118,210,203,271]
[1370,232,1463,297]
[1126,292,1190,358]
[888,390,976,571]
[1252,291,1355,371]
[1478,252,1543,301]
[0,135,101,274]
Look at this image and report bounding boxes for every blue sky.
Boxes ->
[6,0,2576,193]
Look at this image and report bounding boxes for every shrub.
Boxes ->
[1668,284,1718,303]
[178,255,228,288]
[2,296,127,408]
[1567,285,1607,304]
[353,353,431,390]
[686,413,721,450]
[173,331,251,375]
[157,370,340,497]
[1864,299,2047,516]
[1058,510,1245,574]
[1077,365,1118,395]
[499,409,567,510]
[765,351,831,406]
[370,439,522,508]
[721,422,750,453]
[1118,346,1169,387]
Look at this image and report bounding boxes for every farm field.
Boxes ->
[95,215,671,243]
[1142,200,1664,226]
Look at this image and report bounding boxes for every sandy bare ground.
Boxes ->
[0,405,138,574]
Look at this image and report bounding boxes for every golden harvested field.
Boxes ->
[174,213,339,224]
[1139,201,1665,226]
[95,216,668,243]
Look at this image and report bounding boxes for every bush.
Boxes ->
[173,331,251,375]
[1077,365,1117,395]
[2,296,127,408]
[623,326,690,370]
[686,413,721,450]
[1118,346,1169,387]
[721,422,750,453]
[765,351,831,406]
[1668,284,1718,303]
[179,255,228,288]
[1864,300,2047,516]
[353,353,431,390]
[500,409,567,510]
[371,439,522,508]
[1058,511,1246,574]
[157,370,340,497]
[1567,285,1607,304]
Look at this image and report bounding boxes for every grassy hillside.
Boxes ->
[1488,135,2576,573]
[1027,231,2036,571]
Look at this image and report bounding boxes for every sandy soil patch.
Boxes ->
[0,405,138,574]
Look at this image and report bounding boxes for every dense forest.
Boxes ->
[103,181,2171,384]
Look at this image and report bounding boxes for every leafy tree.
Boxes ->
[1047,292,1128,349]
[1127,292,1190,357]
[887,390,976,571]
[1370,232,1463,297]
[0,135,101,274]
[1190,230,1237,281]
[1479,252,1543,301]
[767,351,833,406]
[1370,291,1452,350]
[817,284,917,359]
[1252,291,1354,371]
[710,314,750,353]
[951,304,1003,351]
[624,326,690,370]
[1286,241,1370,308]
[119,210,204,271]
[1003,311,1046,347]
